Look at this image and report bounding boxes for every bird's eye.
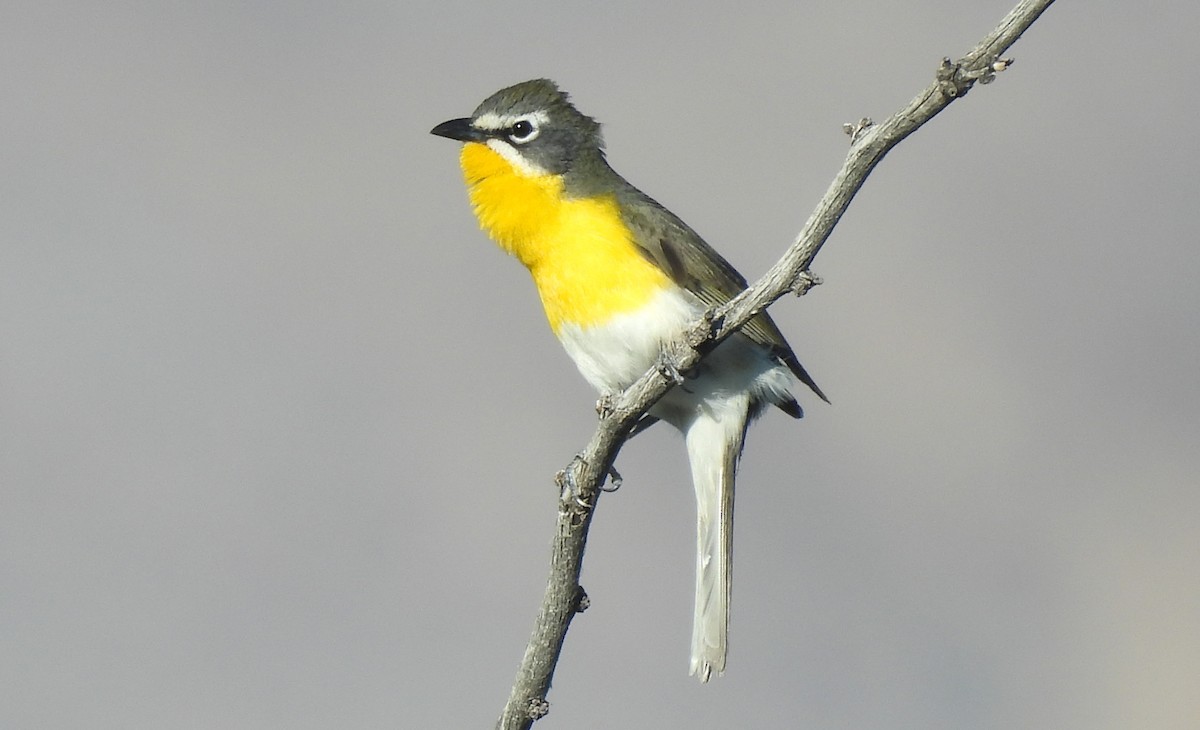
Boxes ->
[508,119,539,144]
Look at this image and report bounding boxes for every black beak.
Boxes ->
[430,117,486,142]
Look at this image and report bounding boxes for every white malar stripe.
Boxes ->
[484,138,549,178]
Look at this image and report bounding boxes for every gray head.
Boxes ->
[430,79,605,178]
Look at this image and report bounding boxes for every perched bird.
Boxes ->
[431,79,825,681]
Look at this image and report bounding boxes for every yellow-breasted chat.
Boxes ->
[431,79,825,681]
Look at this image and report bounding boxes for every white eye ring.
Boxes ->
[507,116,540,144]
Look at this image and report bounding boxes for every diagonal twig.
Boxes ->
[496,1,1057,727]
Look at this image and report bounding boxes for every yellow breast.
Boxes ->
[459,142,671,333]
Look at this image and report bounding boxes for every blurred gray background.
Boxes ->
[3,2,1197,728]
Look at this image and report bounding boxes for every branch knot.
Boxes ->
[686,308,720,349]
[790,270,823,297]
[937,55,1016,97]
[523,698,550,721]
[842,118,874,144]
[556,456,594,513]
[573,586,590,613]
[655,352,687,386]
[594,393,617,419]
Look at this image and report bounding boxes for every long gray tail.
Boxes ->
[684,398,749,682]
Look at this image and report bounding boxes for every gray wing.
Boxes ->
[617,187,828,408]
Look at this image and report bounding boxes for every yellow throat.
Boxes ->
[459,142,670,333]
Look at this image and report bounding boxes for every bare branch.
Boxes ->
[496,1,1056,727]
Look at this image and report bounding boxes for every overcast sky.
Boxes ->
[3,2,1198,729]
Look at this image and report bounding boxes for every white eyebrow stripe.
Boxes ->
[472,110,550,132]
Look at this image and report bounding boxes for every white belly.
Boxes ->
[555,287,797,427]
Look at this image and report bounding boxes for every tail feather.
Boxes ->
[684,398,749,682]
